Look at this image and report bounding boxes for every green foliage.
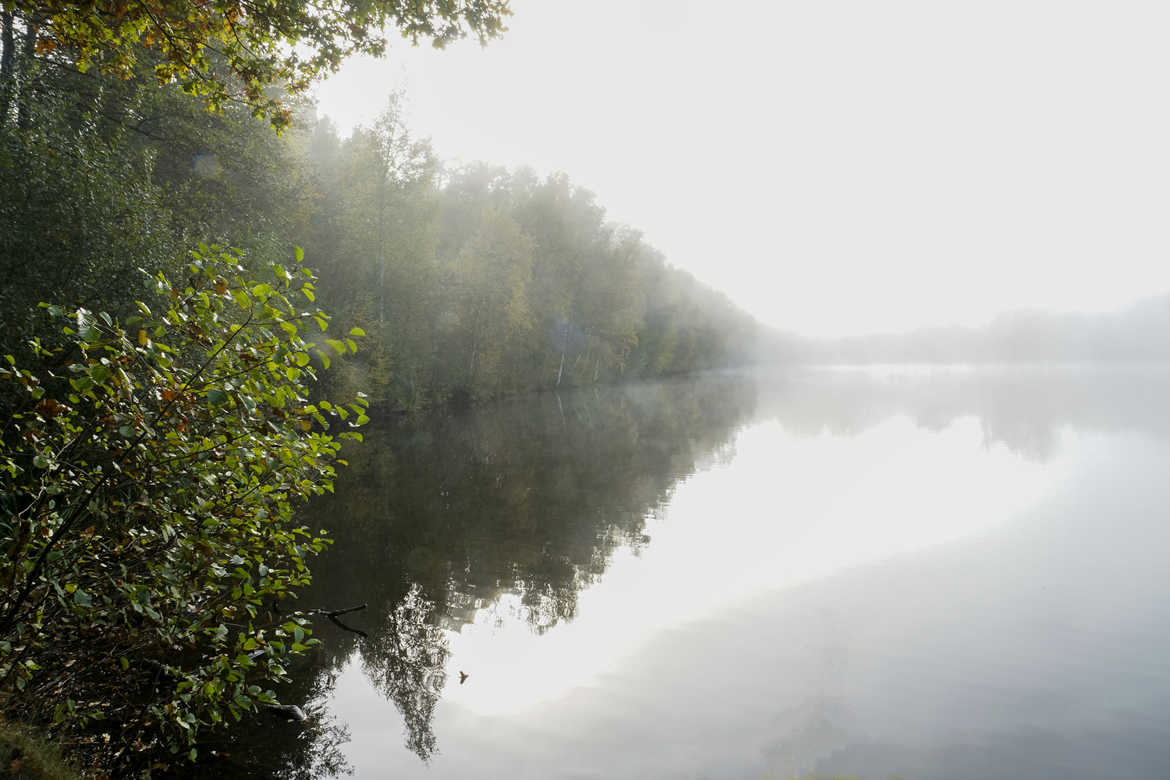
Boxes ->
[300,97,441,407]
[0,246,364,766]
[0,113,185,357]
[11,0,510,128]
[128,85,318,268]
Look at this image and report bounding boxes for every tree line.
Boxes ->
[304,101,761,407]
[0,47,760,408]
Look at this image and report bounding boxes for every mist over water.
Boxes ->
[223,367,1170,778]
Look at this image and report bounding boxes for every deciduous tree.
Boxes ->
[3,1,510,127]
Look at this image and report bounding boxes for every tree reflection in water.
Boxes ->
[224,376,759,772]
[360,585,449,761]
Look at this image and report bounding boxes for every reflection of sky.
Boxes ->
[315,383,1170,778]
[438,416,1056,717]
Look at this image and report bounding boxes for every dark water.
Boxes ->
[221,367,1170,779]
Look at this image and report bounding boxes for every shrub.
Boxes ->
[0,245,365,768]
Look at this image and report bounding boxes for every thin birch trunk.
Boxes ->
[16,21,36,132]
[555,321,567,387]
[378,185,386,325]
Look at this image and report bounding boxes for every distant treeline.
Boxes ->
[765,297,1170,365]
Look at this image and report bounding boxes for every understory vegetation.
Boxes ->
[0,2,762,773]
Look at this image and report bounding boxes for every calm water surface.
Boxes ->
[235,367,1170,779]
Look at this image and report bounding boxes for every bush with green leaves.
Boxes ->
[0,245,366,767]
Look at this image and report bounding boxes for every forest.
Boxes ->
[0,2,763,774]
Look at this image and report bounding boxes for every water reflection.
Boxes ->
[202,367,1170,777]
[758,365,1170,460]
[360,586,448,760]
[278,377,755,766]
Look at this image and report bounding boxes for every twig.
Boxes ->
[303,603,368,638]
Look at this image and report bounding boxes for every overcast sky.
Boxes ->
[315,0,1170,338]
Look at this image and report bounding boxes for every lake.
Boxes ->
[224,366,1170,779]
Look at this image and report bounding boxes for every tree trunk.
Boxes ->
[555,321,567,387]
[378,181,387,325]
[16,20,35,132]
[0,12,14,127]
[468,341,477,386]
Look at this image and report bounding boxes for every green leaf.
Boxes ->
[348,326,366,337]
[325,338,347,355]
[15,243,366,752]
[294,246,304,264]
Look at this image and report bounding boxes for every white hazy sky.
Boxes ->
[316,0,1170,338]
